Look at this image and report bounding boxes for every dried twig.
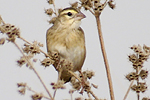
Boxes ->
[123,80,134,100]
[13,41,53,100]
[95,12,115,100]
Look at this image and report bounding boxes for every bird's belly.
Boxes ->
[52,43,85,71]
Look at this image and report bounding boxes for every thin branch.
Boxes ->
[26,85,50,100]
[53,90,57,99]
[70,92,73,100]
[0,16,5,24]
[53,62,63,99]
[52,71,61,99]
[84,6,95,15]
[89,90,99,100]
[52,0,58,16]
[95,15,115,100]
[137,93,140,100]
[87,92,92,99]
[67,70,82,83]
[123,80,134,100]
[13,41,53,100]
[136,67,140,100]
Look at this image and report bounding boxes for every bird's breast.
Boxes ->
[47,29,85,71]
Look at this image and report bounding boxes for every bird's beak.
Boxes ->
[75,12,86,20]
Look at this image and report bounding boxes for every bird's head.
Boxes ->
[55,7,86,29]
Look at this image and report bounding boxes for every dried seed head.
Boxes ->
[130,45,137,50]
[51,80,65,90]
[45,8,54,16]
[17,54,33,67]
[70,2,78,8]
[0,24,12,33]
[94,1,101,8]
[23,41,41,54]
[139,70,148,80]
[131,84,141,93]
[58,8,63,14]
[31,93,43,100]
[50,82,55,86]
[139,82,147,93]
[131,83,147,93]
[128,54,137,63]
[108,0,116,9]
[84,70,95,79]
[0,24,20,42]
[0,38,5,45]
[75,97,83,100]
[23,43,30,53]
[131,45,143,54]
[86,0,93,8]
[94,0,100,4]
[52,80,66,89]
[129,45,150,69]
[142,97,150,100]
[48,17,57,24]
[72,81,81,90]
[132,63,138,69]
[69,89,75,94]
[32,58,37,62]
[41,58,54,67]
[143,44,150,51]
[38,42,43,47]
[84,85,91,93]
[17,83,27,87]
[94,6,101,15]
[18,87,26,95]
[91,83,98,89]
[125,72,139,81]
[139,53,149,61]
[47,0,53,4]
[17,57,26,67]
[51,52,59,60]
[131,84,137,91]
[136,85,141,93]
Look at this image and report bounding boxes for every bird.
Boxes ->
[46,7,86,83]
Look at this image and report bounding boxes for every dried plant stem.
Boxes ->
[70,92,73,100]
[52,0,58,16]
[68,70,98,99]
[137,93,139,100]
[83,6,95,15]
[136,67,140,100]
[123,80,134,100]
[89,90,99,100]
[53,89,57,99]
[95,15,115,100]
[0,16,5,24]
[13,41,53,100]
[67,70,82,83]
[26,85,50,100]
[87,92,92,99]
[53,66,62,99]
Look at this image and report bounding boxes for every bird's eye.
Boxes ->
[67,12,72,16]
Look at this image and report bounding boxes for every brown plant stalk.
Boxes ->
[95,14,115,100]
[26,85,50,99]
[13,41,53,100]
[123,80,134,100]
